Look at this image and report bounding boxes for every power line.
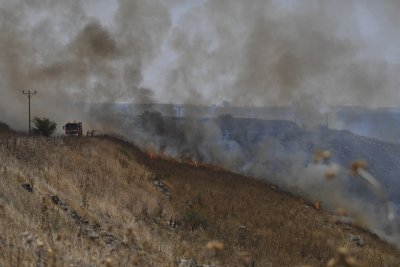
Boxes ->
[22,90,37,135]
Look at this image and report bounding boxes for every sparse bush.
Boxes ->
[119,148,131,159]
[48,211,64,232]
[0,122,10,131]
[183,209,207,230]
[0,121,15,136]
[32,117,57,137]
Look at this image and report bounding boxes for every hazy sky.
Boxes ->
[77,0,400,107]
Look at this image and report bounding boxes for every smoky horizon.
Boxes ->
[1,0,400,129]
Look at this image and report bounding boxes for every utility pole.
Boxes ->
[325,113,329,128]
[176,105,183,118]
[22,90,37,135]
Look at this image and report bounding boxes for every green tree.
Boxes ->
[32,117,57,137]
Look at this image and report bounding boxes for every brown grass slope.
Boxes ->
[0,135,399,266]
[0,122,16,137]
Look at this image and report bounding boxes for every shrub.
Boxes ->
[183,209,207,230]
[0,122,16,137]
[0,122,10,131]
[32,117,57,137]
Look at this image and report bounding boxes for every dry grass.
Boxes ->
[0,135,399,266]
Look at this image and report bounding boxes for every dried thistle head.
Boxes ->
[337,246,349,256]
[36,239,44,247]
[206,240,224,251]
[326,258,337,267]
[321,150,332,160]
[350,160,367,175]
[313,150,332,164]
[105,257,113,267]
[345,256,358,266]
[335,207,348,217]
[238,251,252,265]
[325,168,337,180]
[326,246,358,267]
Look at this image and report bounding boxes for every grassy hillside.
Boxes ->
[0,135,399,266]
[0,122,16,137]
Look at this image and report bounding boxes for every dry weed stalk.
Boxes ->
[350,160,397,237]
[313,150,398,240]
[80,176,90,212]
[326,247,358,267]
[41,197,49,230]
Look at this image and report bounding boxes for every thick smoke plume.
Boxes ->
[0,0,171,129]
[2,0,400,124]
[2,0,400,245]
[152,0,400,110]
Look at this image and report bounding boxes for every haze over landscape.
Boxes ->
[1,0,400,266]
[2,1,400,120]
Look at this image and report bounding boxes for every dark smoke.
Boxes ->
[152,0,400,114]
[2,1,400,123]
[0,0,171,129]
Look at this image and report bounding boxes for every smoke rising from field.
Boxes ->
[119,113,400,245]
[1,0,400,245]
[2,1,400,124]
[154,0,400,110]
[0,0,171,129]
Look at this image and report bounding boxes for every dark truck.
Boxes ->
[63,122,83,136]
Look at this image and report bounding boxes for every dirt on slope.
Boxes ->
[0,135,399,266]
